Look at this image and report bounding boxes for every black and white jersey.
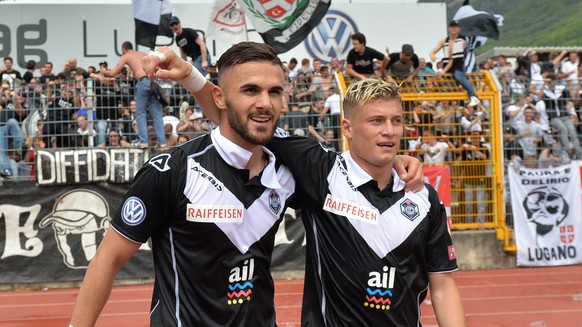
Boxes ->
[268,136,458,326]
[112,127,296,326]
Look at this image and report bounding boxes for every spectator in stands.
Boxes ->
[539,74,581,159]
[319,86,341,137]
[287,57,299,80]
[561,51,580,105]
[22,60,37,84]
[312,58,322,75]
[162,106,179,140]
[0,92,26,178]
[505,93,531,129]
[24,135,45,179]
[508,69,529,102]
[176,106,202,139]
[306,65,334,101]
[345,32,388,80]
[177,133,189,145]
[430,20,480,108]
[299,57,311,72]
[103,129,130,148]
[385,44,420,84]
[44,83,76,148]
[291,69,311,103]
[63,57,87,81]
[39,62,56,85]
[319,128,339,152]
[115,66,135,107]
[101,41,166,149]
[1,56,22,90]
[434,100,456,135]
[514,106,544,168]
[492,54,514,78]
[418,127,454,165]
[169,16,211,81]
[164,123,178,147]
[459,128,489,224]
[24,78,46,110]
[417,57,435,83]
[515,49,566,94]
[503,126,522,164]
[306,97,324,140]
[73,114,97,147]
[460,104,484,134]
[412,100,435,130]
[329,56,344,74]
[283,103,307,136]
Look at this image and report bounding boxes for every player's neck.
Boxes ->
[246,150,268,179]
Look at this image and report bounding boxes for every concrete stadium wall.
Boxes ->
[453,230,516,270]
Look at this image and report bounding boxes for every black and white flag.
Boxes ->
[237,0,331,54]
[133,0,173,49]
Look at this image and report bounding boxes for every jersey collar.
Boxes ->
[211,127,282,189]
[341,151,406,192]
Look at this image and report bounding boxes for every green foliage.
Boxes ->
[421,0,582,53]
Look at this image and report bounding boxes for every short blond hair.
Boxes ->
[343,78,401,118]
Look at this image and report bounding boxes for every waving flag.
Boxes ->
[237,0,331,53]
[453,0,503,72]
[133,0,173,49]
[208,0,248,45]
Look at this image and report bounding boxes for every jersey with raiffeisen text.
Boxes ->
[112,127,296,326]
[267,136,458,326]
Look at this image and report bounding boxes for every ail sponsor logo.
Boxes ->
[186,204,244,223]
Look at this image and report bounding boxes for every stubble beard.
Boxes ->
[226,100,278,145]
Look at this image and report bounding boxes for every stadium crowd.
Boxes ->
[0,42,581,183]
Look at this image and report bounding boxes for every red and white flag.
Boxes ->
[207,0,247,45]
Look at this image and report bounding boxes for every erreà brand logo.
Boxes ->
[227,258,255,305]
[364,266,396,311]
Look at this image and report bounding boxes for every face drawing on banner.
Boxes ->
[523,187,568,246]
[40,189,111,269]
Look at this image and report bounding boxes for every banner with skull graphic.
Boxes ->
[508,162,582,266]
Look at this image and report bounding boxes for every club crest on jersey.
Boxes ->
[269,190,281,214]
[227,258,255,305]
[364,266,396,311]
[400,198,420,221]
[149,153,171,172]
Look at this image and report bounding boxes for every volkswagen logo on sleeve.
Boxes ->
[303,10,358,63]
[122,196,147,226]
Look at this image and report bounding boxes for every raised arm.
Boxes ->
[429,39,445,63]
[142,46,221,124]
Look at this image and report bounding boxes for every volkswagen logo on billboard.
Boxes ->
[303,10,358,64]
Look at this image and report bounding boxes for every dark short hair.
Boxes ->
[26,60,36,69]
[351,32,366,45]
[122,41,133,51]
[401,44,414,55]
[216,42,283,84]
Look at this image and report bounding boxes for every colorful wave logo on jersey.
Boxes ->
[364,287,393,310]
[227,281,254,305]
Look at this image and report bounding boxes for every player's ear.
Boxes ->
[341,118,352,140]
[212,86,227,110]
